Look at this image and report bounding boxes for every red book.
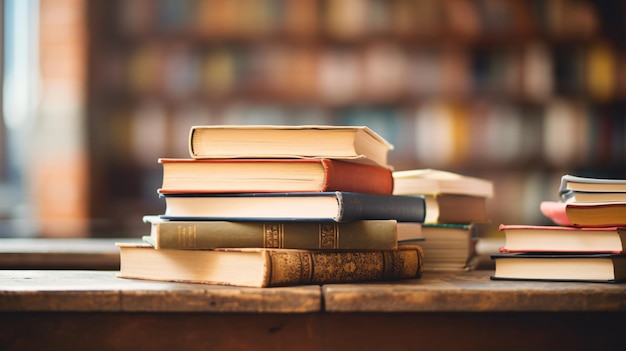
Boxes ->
[158,158,393,194]
[540,200,626,228]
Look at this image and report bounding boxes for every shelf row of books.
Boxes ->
[493,174,626,283]
[116,124,498,286]
[106,99,626,171]
[116,0,605,42]
[99,41,626,104]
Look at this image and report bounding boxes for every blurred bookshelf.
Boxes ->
[85,0,626,236]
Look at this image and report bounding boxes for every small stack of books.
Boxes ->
[492,174,626,283]
[392,169,494,271]
[117,125,426,288]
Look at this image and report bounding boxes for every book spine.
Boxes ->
[152,220,398,250]
[265,245,423,287]
[322,159,393,194]
[337,193,426,222]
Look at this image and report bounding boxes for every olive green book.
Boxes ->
[142,216,411,250]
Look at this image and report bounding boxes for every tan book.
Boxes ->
[117,243,424,288]
[499,224,626,253]
[492,253,626,283]
[414,224,474,272]
[392,169,494,198]
[188,125,393,167]
[142,216,406,250]
[423,194,489,224]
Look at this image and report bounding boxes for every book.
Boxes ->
[157,158,393,194]
[540,200,626,227]
[188,125,394,167]
[117,243,424,288]
[559,174,626,203]
[559,174,626,194]
[392,169,494,198]
[397,222,424,243]
[142,216,405,250]
[491,252,626,283]
[499,224,626,253]
[561,191,626,203]
[406,223,475,271]
[159,191,426,223]
[423,194,489,224]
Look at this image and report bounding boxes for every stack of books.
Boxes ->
[392,169,494,271]
[117,125,426,288]
[492,174,626,283]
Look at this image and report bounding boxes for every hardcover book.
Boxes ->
[158,158,393,194]
[559,174,626,203]
[392,169,494,198]
[410,223,475,271]
[559,174,626,194]
[143,216,406,250]
[159,192,426,223]
[499,224,626,253]
[188,125,394,167]
[491,252,626,283]
[423,194,489,224]
[117,243,424,288]
[541,200,626,227]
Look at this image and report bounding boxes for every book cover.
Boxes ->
[541,200,626,227]
[499,224,626,253]
[491,252,626,283]
[117,243,424,288]
[143,216,400,250]
[188,125,394,167]
[159,192,426,223]
[158,158,393,194]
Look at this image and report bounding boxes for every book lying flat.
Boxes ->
[561,191,626,203]
[423,194,489,224]
[559,174,626,203]
[157,158,393,194]
[188,125,394,167]
[117,243,424,288]
[143,216,407,250]
[392,169,494,198]
[414,223,474,271]
[499,224,626,253]
[559,174,626,194]
[541,200,626,227]
[160,192,426,223]
[491,252,626,283]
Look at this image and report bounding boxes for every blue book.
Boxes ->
[159,192,425,223]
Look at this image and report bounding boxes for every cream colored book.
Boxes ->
[117,243,424,288]
[392,169,494,198]
[188,125,394,167]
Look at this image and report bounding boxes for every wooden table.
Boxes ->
[0,238,139,270]
[1,270,624,351]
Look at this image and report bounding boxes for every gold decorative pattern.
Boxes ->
[267,246,423,286]
[319,223,338,249]
[263,224,283,248]
[176,224,197,249]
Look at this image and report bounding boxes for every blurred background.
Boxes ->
[1,0,625,238]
